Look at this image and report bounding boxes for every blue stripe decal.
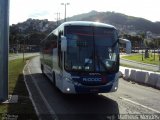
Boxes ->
[70,72,116,93]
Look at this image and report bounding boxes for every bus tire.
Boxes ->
[52,71,56,86]
[41,64,44,73]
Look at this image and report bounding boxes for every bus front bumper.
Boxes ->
[62,78,118,94]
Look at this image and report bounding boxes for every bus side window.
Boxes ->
[51,33,58,49]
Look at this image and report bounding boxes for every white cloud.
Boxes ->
[28,11,50,18]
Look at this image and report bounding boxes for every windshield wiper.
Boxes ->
[95,53,108,71]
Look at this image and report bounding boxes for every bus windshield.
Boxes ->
[64,25,119,73]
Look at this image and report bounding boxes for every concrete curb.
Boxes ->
[120,66,160,90]
[124,69,130,80]
[156,75,160,89]
[135,71,149,84]
[23,60,41,120]
[129,70,136,81]
[147,73,159,87]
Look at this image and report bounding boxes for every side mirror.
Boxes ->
[119,38,132,54]
[61,36,67,52]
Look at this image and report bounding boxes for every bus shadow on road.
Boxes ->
[36,73,120,120]
[11,72,119,120]
[56,93,119,120]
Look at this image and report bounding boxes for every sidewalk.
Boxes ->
[120,54,160,72]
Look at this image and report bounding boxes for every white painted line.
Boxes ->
[27,62,58,120]
[120,97,160,113]
[23,61,41,120]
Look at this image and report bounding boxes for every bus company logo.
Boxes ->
[83,78,102,82]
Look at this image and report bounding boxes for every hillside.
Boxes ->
[68,11,160,35]
[10,19,57,47]
[9,11,160,48]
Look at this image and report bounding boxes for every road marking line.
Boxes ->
[120,97,160,113]
[27,63,58,120]
[23,61,42,120]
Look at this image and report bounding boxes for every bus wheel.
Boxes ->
[52,72,56,86]
[41,64,44,73]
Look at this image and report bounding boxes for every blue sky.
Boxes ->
[10,0,160,24]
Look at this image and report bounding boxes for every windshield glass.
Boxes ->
[64,25,119,72]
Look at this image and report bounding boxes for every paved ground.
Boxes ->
[120,59,159,71]
[23,56,160,120]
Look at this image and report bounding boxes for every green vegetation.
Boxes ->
[0,58,38,120]
[122,54,160,65]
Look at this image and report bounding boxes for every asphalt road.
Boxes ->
[23,56,160,120]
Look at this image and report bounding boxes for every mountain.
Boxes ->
[9,11,160,48]
[68,11,160,35]
[10,18,57,34]
[10,19,57,47]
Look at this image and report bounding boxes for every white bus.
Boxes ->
[40,21,119,93]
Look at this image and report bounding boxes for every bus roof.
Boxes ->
[59,21,116,29]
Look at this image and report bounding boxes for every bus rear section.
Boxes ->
[56,23,119,93]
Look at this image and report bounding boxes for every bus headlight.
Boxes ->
[66,88,70,91]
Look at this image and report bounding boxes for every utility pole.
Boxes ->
[55,13,58,26]
[55,12,60,26]
[58,13,60,24]
[61,3,70,22]
[0,0,9,102]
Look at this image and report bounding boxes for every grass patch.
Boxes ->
[122,54,160,65]
[0,57,38,120]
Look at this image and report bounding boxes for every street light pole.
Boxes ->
[61,3,70,22]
